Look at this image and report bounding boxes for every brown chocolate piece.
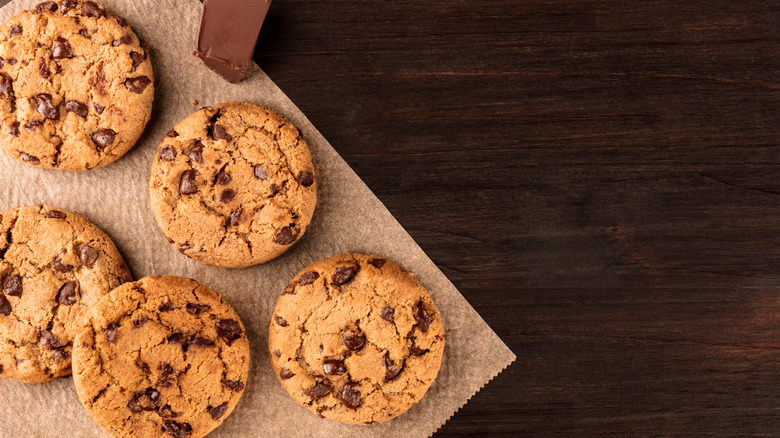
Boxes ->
[193,0,272,83]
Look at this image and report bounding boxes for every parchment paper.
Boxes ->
[0,0,516,436]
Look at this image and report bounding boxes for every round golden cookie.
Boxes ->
[72,275,250,438]
[0,0,154,170]
[149,101,316,268]
[0,205,131,383]
[269,253,445,424]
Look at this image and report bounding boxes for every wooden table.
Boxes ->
[255,1,780,436]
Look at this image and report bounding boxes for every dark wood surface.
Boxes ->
[253,1,780,436]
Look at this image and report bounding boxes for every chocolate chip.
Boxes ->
[34,94,58,120]
[20,152,39,163]
[53,349,68,361]
[216,319,242,345]
[104,323,119,343]
[275,315,288,327]
[273,226,299,245]
[65,100,88,118]
[274,349,282,357]
[0,295,10,316]
[34,2,57,13]
[380,306,395,322]
[253,164,267,180]
[39,58,50,78]
[383,353,403,381]
[297,171,314,187]
[228,208,242,226]
[298,272,319,285]
[125,76,151,94]
[414,301,432,333]
[40,330,60,349]
[77,245,98,269]
[9,122,19,137]
[81,1,104,18]
[167,333,184,346]
[304,382,331,399]
[6,58,16,65]
[93,102,104,114]
[166,129,178,138]
[177,243,193,253]
[219,189,234,203]
[208,402,228,420]
[341,382,361,409]
[130,51,144,69]
[9,25,22,37]
[269,183,280,196]
[179,170,199,195]
[53,254,73,272]
[92,129,116,149]
[186,337,214,349]
[409,340,429,356]
[57,281,78,305]
[43,209,65,219]
[186,302,210,314]
[323,359,346,376]
[369,258,386,269]
[112,35,132,46]
[4,275,22,297]
[158,300,174,312]
[332,265,358,286]
[161,420,192,438]
[79,28,91,38]
[342,332,366,351]
[223,379,244,392]
[157,404,179,418]
[0,73,14,100]
[52,37,73,59]
[128,388,161,412]
[212,124,232,141]
[187,141,203,163]
[60,0,77,13]
[133,316,149,328]
[216,171,231,185]
[158,145,176,161]
[278,367,295,379]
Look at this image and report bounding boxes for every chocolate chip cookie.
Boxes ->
[0,0,154,170]
[268,253,445,424]
[149,101,316,268]
[0,205,131,383]
[72,275,250,438]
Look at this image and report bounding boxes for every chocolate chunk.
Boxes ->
[414,301,432,333]
[158,145,176,161]
[304,382,331,399]
[274,315,288,327]
[79,28,91,39]
[0,73,14,100]
[187,141,203,163]
[130,51,144,69]
[186,337,214,349]
[52,37,73,59]
[112,35,132,46]
[298,271,319,285]
[57,281,78,305]
[133,316,150,328]
[6,58,16,65]
[125,76,151,93]
[223,379,244,392]
[341,382,361,409]
[332,265,358,286]
[281,283,295,295]
[157,404,179,418]
[104,323,119,343]
[216,171,231,185]
[273,226,299,245]
[53,254,74,272]
[409,339,429,356]
[65,100,88,118]
[177,243,193,253]
[167,333,184,346]
[297,171,314,187]
[158,363,175,380]
[158,300,174,312]
[383,353,403,381]
[179,170,199,195]
[43,209,66,219]
[20,152,39,163]
[81,1,104,18]
[269,183,280,196]
[128,388,161,412]
[215,319,242,344]
[34,2,58,13]
[186,302,210,314]
[0,294,10,316]
[40,330,60,349]
[342,332,366,351]
[228,208,242,226]
[253,164,267,180]
[9,122,19,137]
[92,129,116,149]
[369,258,386,269]
[166,129,178,138]
[79,245,98,268]
[53,349,68,361]
[34,93,58,120]
[60,0,77,13]
[39,58,50,78]
[4,275,22,297]
[161,420,192,438]
[279,367,294,379]
[323,359,346,376]
[195,0,271,83]
[219,189,234,203]
[9,25,22,37]
[208,402,228,420]
[212,124,232,141]
[380,306,395,322]
[93,102,104,114]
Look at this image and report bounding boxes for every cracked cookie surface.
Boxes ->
[269,253,445,424]
[72,275,250,438]
[0,0,154,170]
[0,204,131,383]
[149,101,316,269]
